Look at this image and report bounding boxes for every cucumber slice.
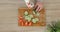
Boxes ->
[32,18,37,23]
[33,11,36,14]
[27,17,31,22]
[24,11,28,16]
[35,18,39,21]
[25,16,31,22]
[32,18,39,23]
[28,14,33,18]
[33,11,40,16]
[25,16,29,20]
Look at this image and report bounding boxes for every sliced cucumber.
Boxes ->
[24,11,28,16]
[32,18,39,23]
[33,11,40,16]
[27,17,31,22]
[32,18,37,23]
[33,11,36,14]
[25,16,29,20]
[35,18,39,21]
[28,14,33,18]
[24,16,31,22]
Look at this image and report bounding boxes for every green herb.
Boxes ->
[47,21,60,32]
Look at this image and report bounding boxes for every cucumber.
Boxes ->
[25,16,31,22]
[35,18,39,21]
[33,11,36,14]
[24,11,28,16]
[28,14,33,18]
[33,11,40,16]
[27,16,31,22]
[32,18,39,23]
[32,18,37,23]
[25,16,29,20]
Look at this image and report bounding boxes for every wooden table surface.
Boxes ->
[0,0,60,32]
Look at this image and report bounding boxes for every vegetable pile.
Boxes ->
[18,9,46,26]
[24,11,39,23]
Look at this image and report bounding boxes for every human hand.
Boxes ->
[34,2,43,12]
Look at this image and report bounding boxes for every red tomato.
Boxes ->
[29,21,33,26]
[18,19,23,23]
[18,18,25,26]
[19,21,24,26]
[25,21,28,26]
[18,16,24,23]
[18,16,23,20]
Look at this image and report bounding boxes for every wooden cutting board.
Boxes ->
[18,8,46,26]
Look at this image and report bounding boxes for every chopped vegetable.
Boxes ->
[32,18,39,23]
[33,11,36,14]
[27,17,31,22]
[32,19,36,23]
[19,19,23,22]
[24,16,31,22]
[28,14,33,18]
[24,10,40,24]
[21,22,24,26]
[25,16,29,20]
[29,21,32,26]
[18,16,23,20]
[33,10,40,16]
[25,21,28,26]
[35,18,39,21]
[24,11,28,16]
[19,21,24,26]
[32,18,37,23]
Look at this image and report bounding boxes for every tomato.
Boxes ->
[18,19,23,23]
[20,21,24,26]
[18,16,25,26]
[18,16,23,20]
[25,21,28,26]
[29,21,33,26]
